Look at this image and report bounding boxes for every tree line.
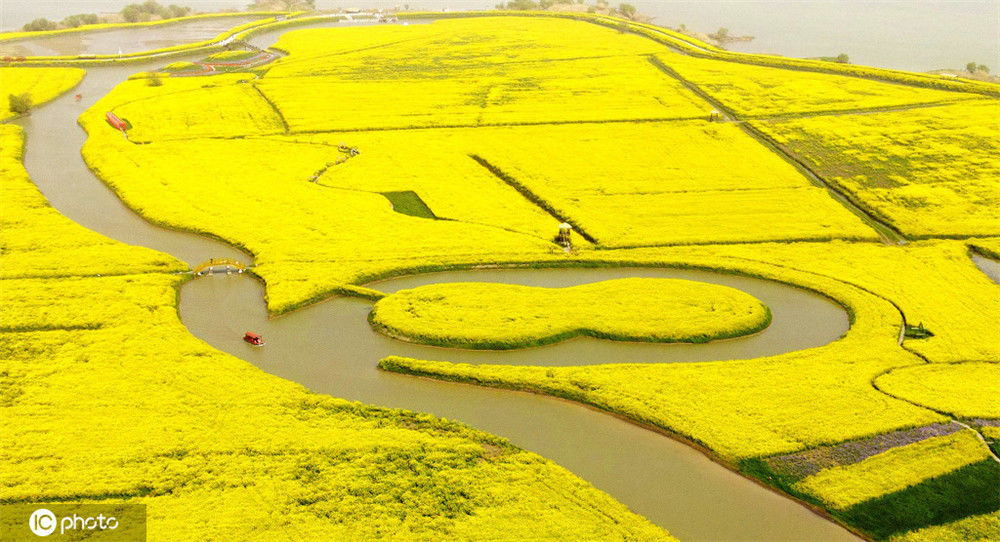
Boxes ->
[21,2,192,32]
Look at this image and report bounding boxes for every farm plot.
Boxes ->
[256,18,711,131]
[0,66,84,120]
[789,430,1000,540]
[471,121,880,246]
[369,278,771,349]
[112,77,285,142]
[875,362,1000,418]
[285,131,563,240]
[0,124,181,278]
[792,429,994,511]
[751,100,1000,238]
[80,125,565,313]
[2,95,671,542]
[375,238,1000,458]
[380,244,946,461]
[378,237,1000,538]
[890,510,1000,542]
[653,52,974,118]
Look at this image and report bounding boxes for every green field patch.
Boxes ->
[839,459,1000,540]
[369,278,771,349]
[381,190,436,219]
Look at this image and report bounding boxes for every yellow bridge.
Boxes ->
[192,258,247,275]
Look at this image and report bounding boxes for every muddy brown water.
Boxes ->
[15,21,861,541]
[972,254,1000,285]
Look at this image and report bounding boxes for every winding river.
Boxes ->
[15,20,862,541]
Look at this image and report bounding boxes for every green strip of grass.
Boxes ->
[839,459,1000,539]
[381,191,436,219]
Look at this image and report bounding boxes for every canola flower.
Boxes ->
[70,14,1000,539]
[380,243,948,460]
[654,52,974,118]
[708,240,1000,363]
[0,66,84,120]
[114,78,285,142]
[369,278,772,349]
[875,362,1000,418]
[257,19,710,132]
[80,119,566,313]
[792,429,992,510]
[379,238,1000,538]
[0,125,181,278]
[889,510,1000,542]
[751,100,1000,238]
[471,121,880,247]
[1,106,672,541]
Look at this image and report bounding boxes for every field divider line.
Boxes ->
[250,83,290,133]
[646,55,907,246]
[871,366,1000,464]
[742,98,979,122]
[469,154,598,244]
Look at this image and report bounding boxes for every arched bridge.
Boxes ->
[192,258,247,275]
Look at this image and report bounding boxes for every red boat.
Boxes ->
[243,332,264,346]
[105,111,128,132]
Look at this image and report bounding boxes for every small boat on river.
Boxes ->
[243,332,265,346]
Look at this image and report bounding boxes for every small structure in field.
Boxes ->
[709,110,721,122]
[105,111,129,133]
[557,222,573,249]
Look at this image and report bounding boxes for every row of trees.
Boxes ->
[21,2,191,31]
[22,14,99,31]
[121,2,191,23]
[966,62,990,74]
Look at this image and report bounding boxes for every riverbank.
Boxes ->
[7,11,998,540]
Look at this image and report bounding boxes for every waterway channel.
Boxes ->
[0,15,268,57]
[15,19,862,541]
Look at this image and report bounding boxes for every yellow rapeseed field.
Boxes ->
[380,244,947,460]
[0,275,671,540]
[875,362,1000,418]
[0,124,182,278]
[751,100,1000,238]
[2,100,671,541]
[259,18,710,130]
[79,126,565,313]
[113,77,285,142]
[705,240,1000,362]
[793,429,992,510]
[0,66,84,120]
[379,239,1000,458]
[72,13,999,540]
[369,278,771,349]
[654,52,973,118]
[471,121,879,246]
[890,511,1000,542]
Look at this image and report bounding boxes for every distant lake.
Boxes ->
[2,0,996,72]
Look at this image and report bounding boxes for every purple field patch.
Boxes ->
[969,418,1000,428]
[763,422,963,480]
